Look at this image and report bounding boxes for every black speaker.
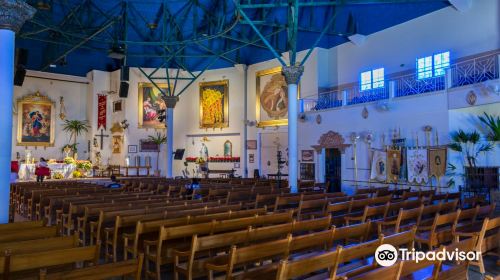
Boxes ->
[119,81,129,98]
[121,66,129,81]
[14,48,28,87]
[14,66,26,86]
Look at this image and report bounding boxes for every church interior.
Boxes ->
[0,0,499,279]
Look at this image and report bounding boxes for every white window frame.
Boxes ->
[360,68,384,91]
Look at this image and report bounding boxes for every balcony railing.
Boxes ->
[394,74,445,97]
[450,53,499,88]
[346,84,389,105]
[299,51,499,113]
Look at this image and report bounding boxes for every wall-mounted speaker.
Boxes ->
[14,48,28,87]
[119,81,129,98]
[121,66,129,81]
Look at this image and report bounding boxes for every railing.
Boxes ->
[299,51,499,113]
[450,53,499,88]
[346,84,389,105]
[394,74,445,97]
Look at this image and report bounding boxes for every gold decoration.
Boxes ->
[110,122,124,134]
[16,91,55,147]
[199,80,229,129]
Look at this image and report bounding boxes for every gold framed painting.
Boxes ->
[199,80,229,129]
[17,91,55,147]
[138,82,169,129]
[256,66,300,127]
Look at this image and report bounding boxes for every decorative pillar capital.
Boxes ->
[161,95,179,109]
[282,65,304,85]
[0,0,36,33]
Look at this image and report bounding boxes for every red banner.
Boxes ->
[97,94,107,130]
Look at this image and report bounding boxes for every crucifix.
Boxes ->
[95,129,109,150]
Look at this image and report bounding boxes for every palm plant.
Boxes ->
[478,112,500,142]
[62,120,90,155]
[148,132,167,175]
[448,129,493,167]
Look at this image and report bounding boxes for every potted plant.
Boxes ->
[62,120,90,158]
[448,129,494,190]
[478,112,500,143]
[148,132,167,176]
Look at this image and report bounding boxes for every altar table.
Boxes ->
[18,163,76,181]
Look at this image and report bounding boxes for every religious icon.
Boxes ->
[223,140,232,157]
[370,150,387,182]
[301,150,314,162]
[200,143,209,161]
[199,80,229,129]
[428,148,447,178]
[17,91,55,147]
[407,148,429,184]
[256,67,299,127]
[249,154,255,163]
[387,149,401,183]
[138,82,170,129]
[112,136,122,154]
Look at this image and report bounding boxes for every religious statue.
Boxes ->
[199,143,209,161]
[223,140,232,157]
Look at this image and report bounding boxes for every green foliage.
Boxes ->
[478,112,500,141]
[148,132,167,145]
[148,132,167,172]
[61,143,78,153]
[448,129,493,167]
[62,120,90,155]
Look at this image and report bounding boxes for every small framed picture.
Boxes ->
[128,145,138,153]
[249,154,255,163]
[301,150,314,162]
[234,163,240,169]
[247,140,257,150]
[113,100,123,112]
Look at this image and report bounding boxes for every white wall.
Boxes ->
[12,71,88,161]
[330,0,499,85]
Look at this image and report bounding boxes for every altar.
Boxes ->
[18,163,77,181]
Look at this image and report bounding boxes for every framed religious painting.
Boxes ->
[140,139,159,152]
[246,140,257,150]
[256,67,300,127]
[199,80,229,129]
[138,82,169,129]
[301,150,314,162]
[16,91,56,147]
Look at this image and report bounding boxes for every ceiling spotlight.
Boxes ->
[49,64,57,68]
[37,1,51,10]
[108,45,126,60]
[147,23,158,30]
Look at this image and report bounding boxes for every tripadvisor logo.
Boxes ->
[375,243,481,267]
[375,244,398,267]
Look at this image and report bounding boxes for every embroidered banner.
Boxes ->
[428,148,447,179]
[370,150,387,182]
[407,148,428,184]
[97,94,107,130]
[387,149,401,183]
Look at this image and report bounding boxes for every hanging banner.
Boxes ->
[370,150,387,182]
[387,149,402,183]
[407,148,428,184]
[97,94,107,130]
[428,148,447,179]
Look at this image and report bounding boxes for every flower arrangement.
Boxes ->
[52,172,64,179]
[72,170,83,178]
[63,157,76,165]
[76,160,92,171]
[186,156,240,163]
[47,159,57,164]
[195,157,206,165]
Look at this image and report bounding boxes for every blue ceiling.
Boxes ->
[17,0,450,77]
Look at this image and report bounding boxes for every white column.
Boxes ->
[282,65,304,193]
[166,108,174,178]
[0,0,36,223]
[317,148,326,183]
[0,30,15,223]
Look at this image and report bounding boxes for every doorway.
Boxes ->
[325,148,341,192]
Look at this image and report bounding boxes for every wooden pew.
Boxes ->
[0,245,100,279]
[275,247,341,280]
[39,254,144,280]
[0,226,59,244]
[416,210,461,250]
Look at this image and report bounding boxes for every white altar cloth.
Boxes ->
[18,163,76,181]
